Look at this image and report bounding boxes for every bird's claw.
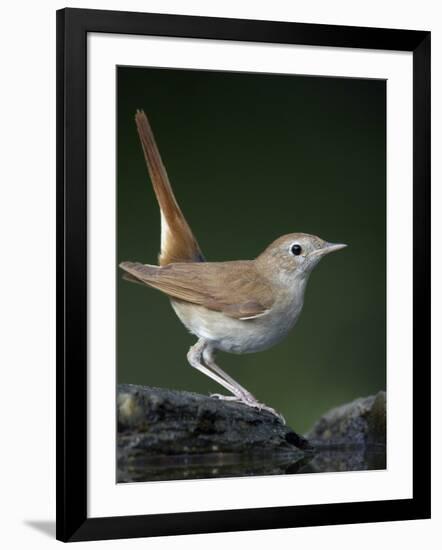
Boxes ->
[210,393,241,402]
[210,393,285,424]
[247,401,286,424]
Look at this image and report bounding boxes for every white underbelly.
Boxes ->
[171,298,303,354]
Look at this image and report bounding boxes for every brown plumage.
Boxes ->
[135,110,204,266]
[119,260,274,320]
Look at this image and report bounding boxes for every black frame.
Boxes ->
[56,7,431,542]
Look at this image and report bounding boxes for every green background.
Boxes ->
[117,66,386,434]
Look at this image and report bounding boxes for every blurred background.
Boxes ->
[117,66,386,434]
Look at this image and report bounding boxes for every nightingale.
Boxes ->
[120,110,347,423]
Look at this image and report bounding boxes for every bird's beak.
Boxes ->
[310,242,348,258]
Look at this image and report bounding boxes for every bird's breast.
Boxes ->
[170,293,304,355]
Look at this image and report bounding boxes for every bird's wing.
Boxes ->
[119,260,274,320]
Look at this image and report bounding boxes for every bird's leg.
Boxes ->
[202,346,286,424]
[202,346,256,403]
[187,339,246,401]
[187,340,285,423]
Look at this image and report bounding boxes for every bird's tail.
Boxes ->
[134,110,204,266]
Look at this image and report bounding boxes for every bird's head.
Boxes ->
[256,233,347,284]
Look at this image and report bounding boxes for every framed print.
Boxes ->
[56,8,431,542]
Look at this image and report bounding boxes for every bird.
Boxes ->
[119,110,347,423]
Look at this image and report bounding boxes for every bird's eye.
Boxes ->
[290,244,302,256]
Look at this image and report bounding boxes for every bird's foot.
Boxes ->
[210,393,241,402]
[210,393,285,424]
[245,401,286,425]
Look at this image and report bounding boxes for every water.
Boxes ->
[117,444,386,483]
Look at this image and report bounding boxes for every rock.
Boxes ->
[118,384,309,453]
[306,391,386,447]
[117,384,310,482]
[301,391,386,473]
[117,385,386,482]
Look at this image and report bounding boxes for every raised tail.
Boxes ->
[134,110,204,266]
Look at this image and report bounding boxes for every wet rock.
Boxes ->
[306,391,386,447]
[117,385,386,482]
[118,384,308,459]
